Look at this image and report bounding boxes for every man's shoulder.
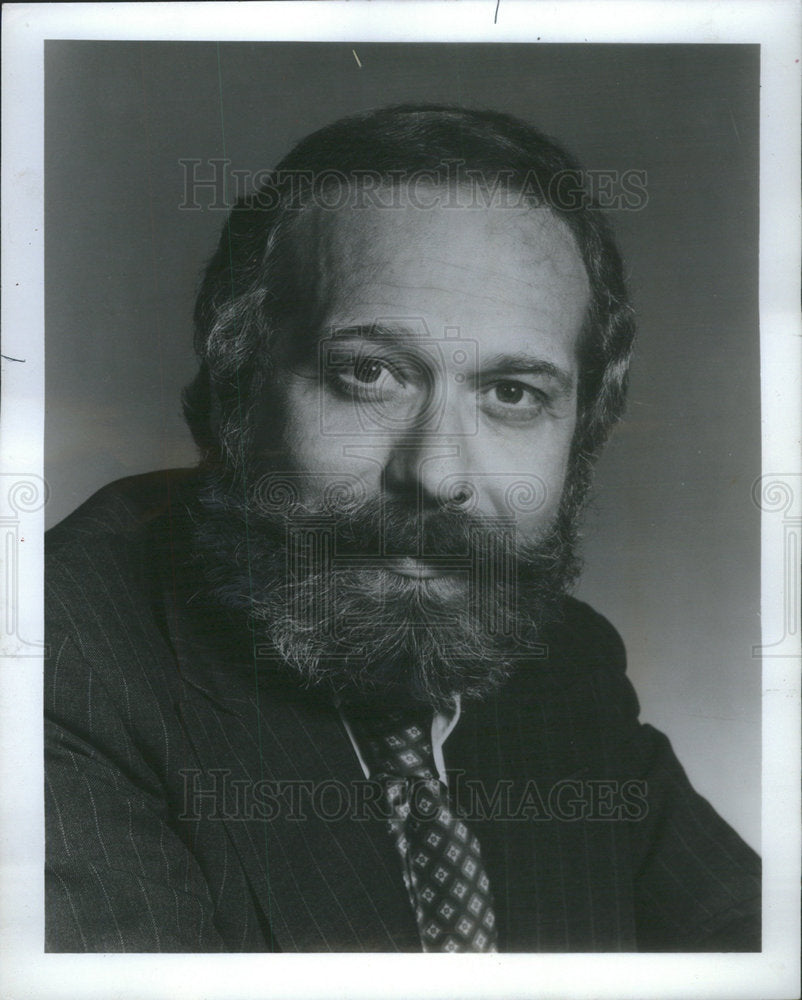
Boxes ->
[504,594,638,720]
[45,469,198,629]
[543,594,627,673]
[46,469,197,555]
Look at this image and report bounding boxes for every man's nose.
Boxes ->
[382,404,475,508]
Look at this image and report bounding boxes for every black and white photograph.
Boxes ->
[1,3,799,999]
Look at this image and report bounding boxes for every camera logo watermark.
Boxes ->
[318,320,479,438]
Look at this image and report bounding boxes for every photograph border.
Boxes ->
[2,3,799,999]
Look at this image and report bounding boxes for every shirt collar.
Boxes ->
[338,695,462,786]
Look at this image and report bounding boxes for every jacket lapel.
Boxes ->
[445,642,637,952]
[168,602,421,952]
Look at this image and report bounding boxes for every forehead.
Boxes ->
[289,191,590,363]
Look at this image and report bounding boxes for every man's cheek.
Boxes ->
[482,469,565,530]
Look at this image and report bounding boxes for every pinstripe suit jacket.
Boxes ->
[45,471,761,952]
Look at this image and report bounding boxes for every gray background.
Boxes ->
[45,41,761,848]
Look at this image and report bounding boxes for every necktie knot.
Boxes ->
[347,709,439,782]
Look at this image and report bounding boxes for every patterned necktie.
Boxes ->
[347,708,498,953]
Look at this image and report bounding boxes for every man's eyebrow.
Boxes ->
[480,353,575,394]
[326,323,421,343]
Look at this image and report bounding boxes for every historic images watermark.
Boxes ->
[178,769,649,824]
[178,159,649,213]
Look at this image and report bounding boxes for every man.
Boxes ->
[45,104,760,952]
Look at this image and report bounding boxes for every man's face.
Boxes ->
[265,195,589,551]
[199,192,592,708]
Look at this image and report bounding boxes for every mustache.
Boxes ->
[193,474,577,604]
[307,502,531,562]
[221,479,563,564]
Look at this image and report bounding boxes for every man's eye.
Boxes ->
[327,352,407,400]
[481,381,546,421]
[489,381,543,407]
[353,357,389,385]
[493,382,528,405]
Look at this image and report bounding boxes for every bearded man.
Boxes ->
[45,105,760,953]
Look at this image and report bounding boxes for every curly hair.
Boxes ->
[184,104,635,478]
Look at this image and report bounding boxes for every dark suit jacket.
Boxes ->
[45,471,761,952]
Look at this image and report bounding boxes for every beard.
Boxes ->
[189,466,587,712]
